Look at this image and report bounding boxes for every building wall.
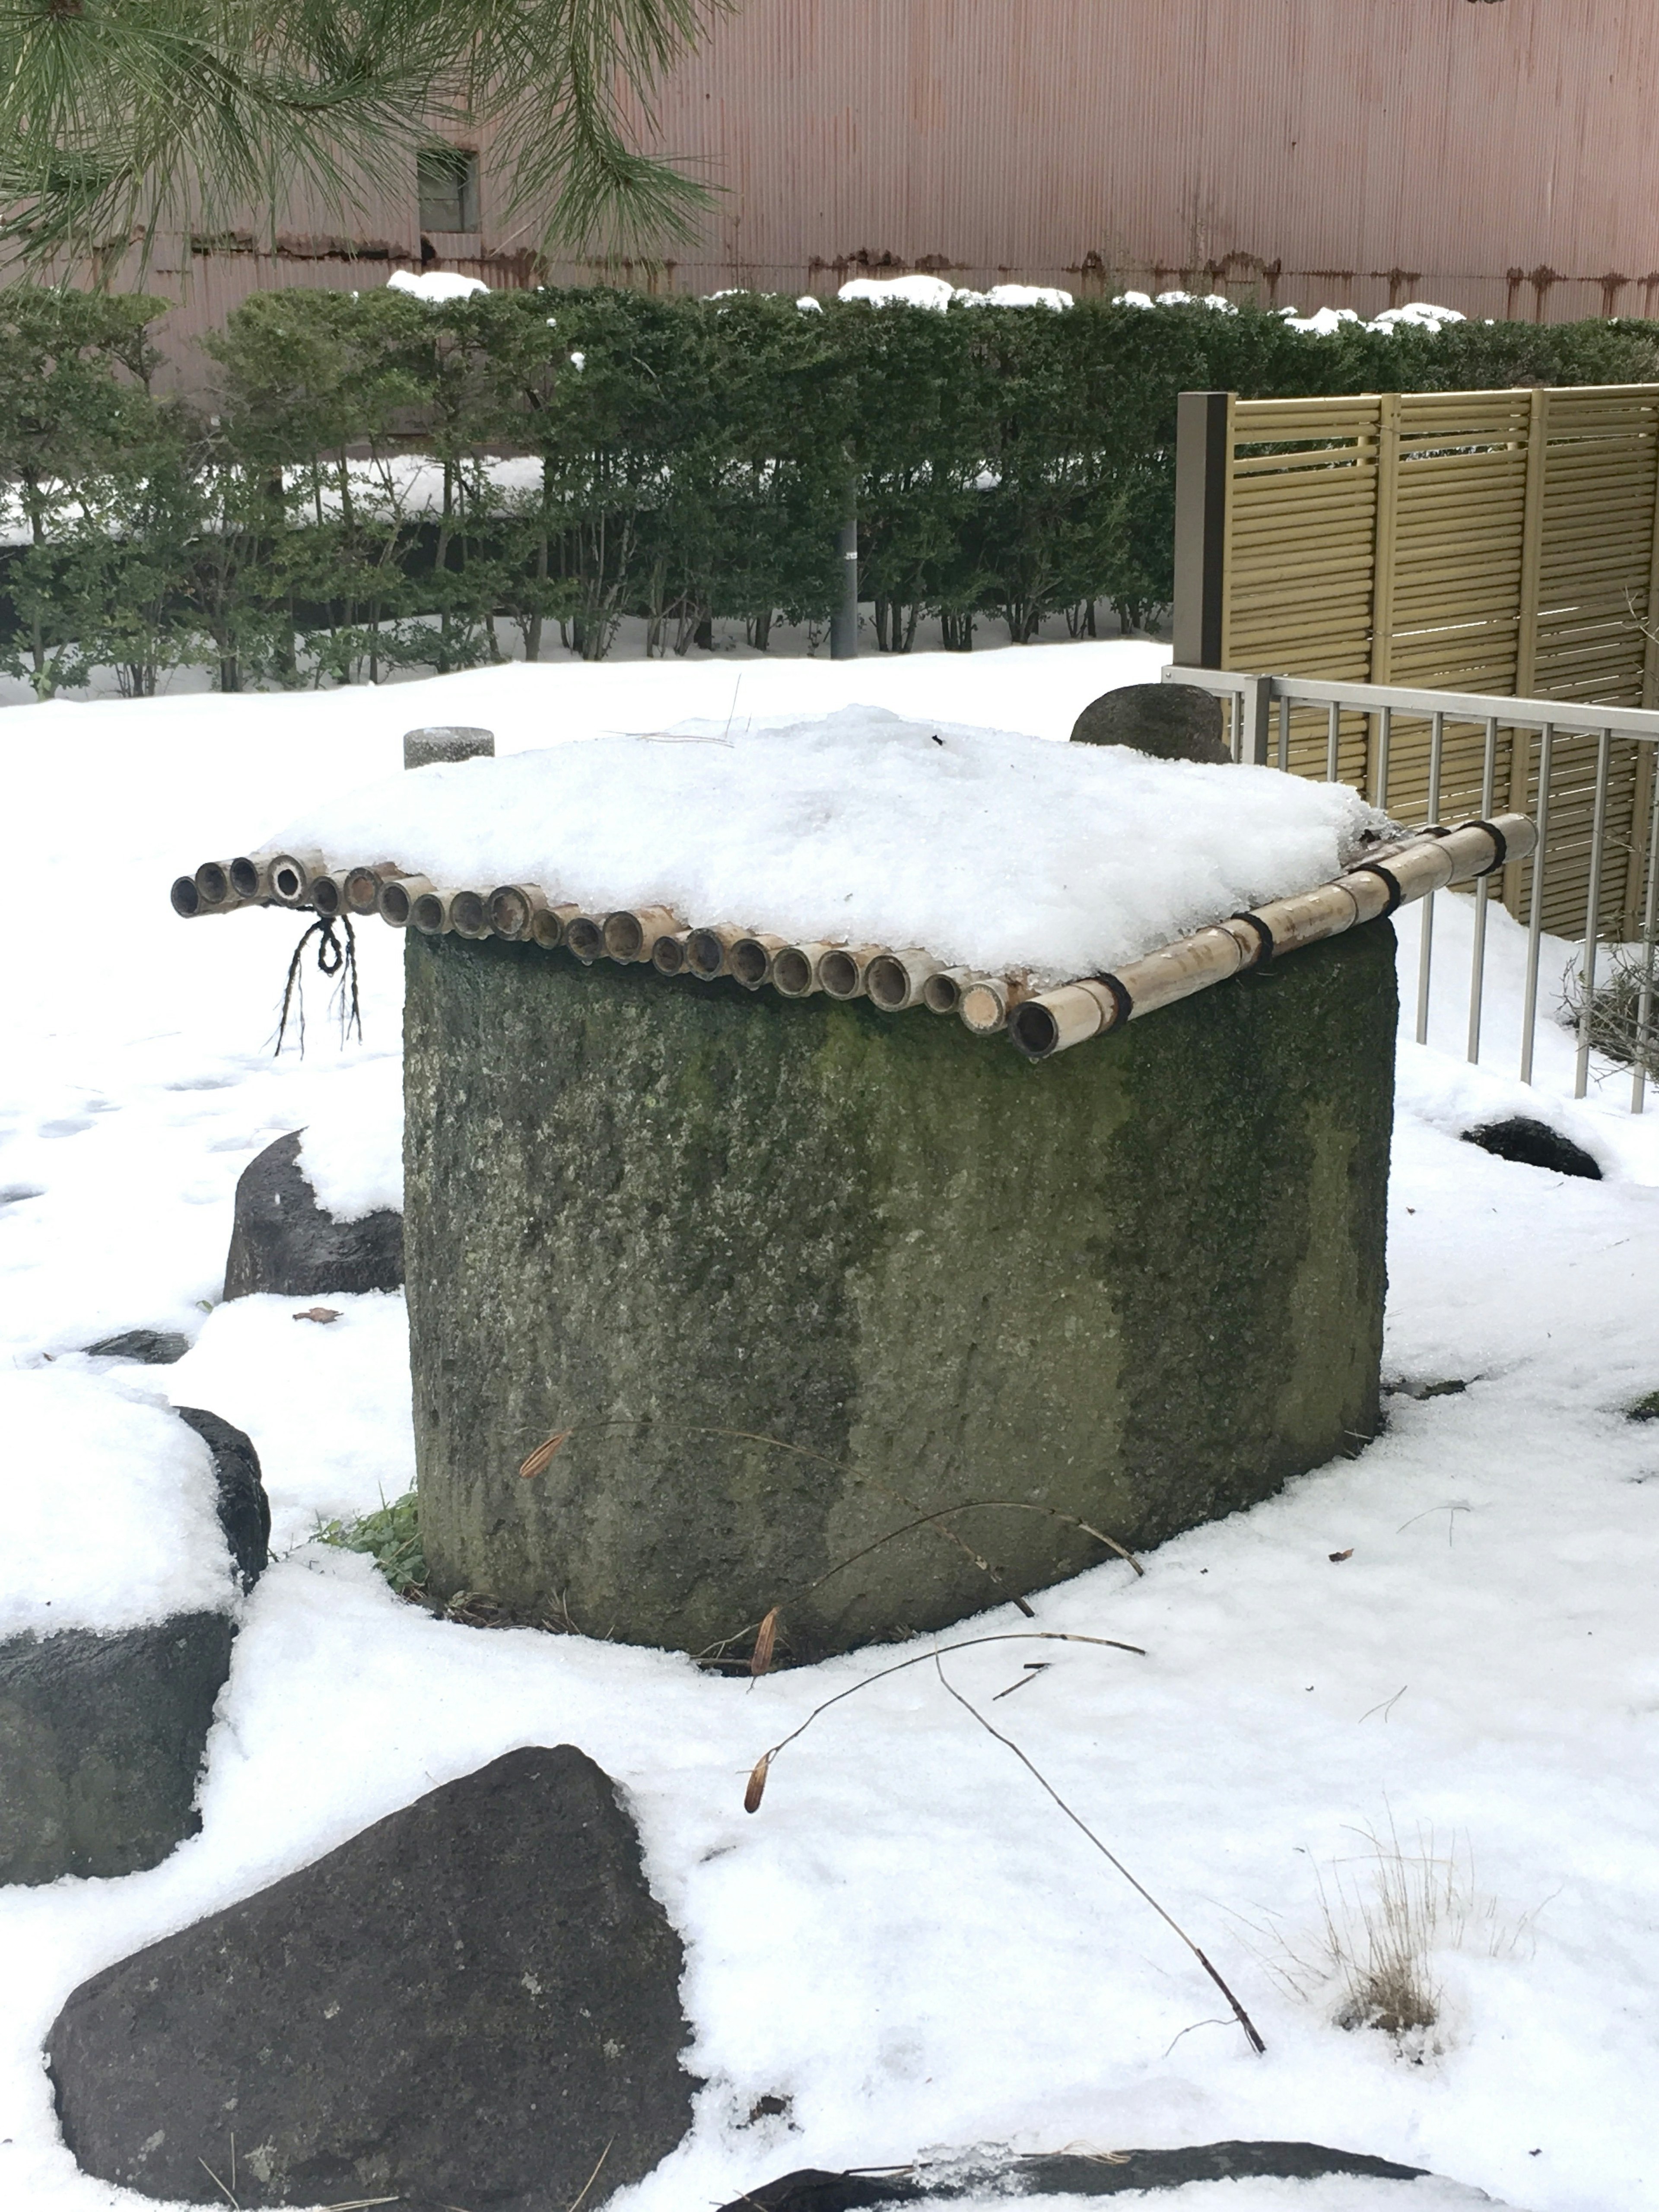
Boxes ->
[70,0,1659,388]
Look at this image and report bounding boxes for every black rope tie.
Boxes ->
[274,912,362,1056]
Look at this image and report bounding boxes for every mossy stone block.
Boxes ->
[404,925,1395,1659]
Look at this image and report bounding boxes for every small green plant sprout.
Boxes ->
[1255,1815,1543,2058]
[316,1491,426,1595]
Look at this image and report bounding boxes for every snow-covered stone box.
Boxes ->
[173,707,1532,1660]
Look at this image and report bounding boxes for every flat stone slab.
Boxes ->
[48,1745,694,2210]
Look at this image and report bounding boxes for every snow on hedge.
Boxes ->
[265,705,1385,986]
[0,1370,236,1639]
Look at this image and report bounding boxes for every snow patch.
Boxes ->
[0,1368,236,1637]
[263,705,1385,986]
[387,270,490,304]
[294,1057,404,1223]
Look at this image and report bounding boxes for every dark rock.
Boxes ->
[716,2142,1451,2211]
[0,1615,233,1885]
[224,1130,403,1299]
[48,1745,694,2210]
[1461,1115,1602,1180]
[83,1329,189,1365]
[1069,682,1230,763]
[175,1408,270,1592]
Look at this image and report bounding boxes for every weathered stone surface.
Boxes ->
[223,1129,404,1299]
[404,722,496,769]
[175,1407,270,1592]
[1069,681,1230,762]
[1462,1114,1602,1180]
[0,1614,233,1885]
[48,1745,693,2211]
[404,925,1395,1659]
[715,2143,1453,2209]
[83,1329,189,1364]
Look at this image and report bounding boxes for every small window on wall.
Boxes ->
[417,146,480,232]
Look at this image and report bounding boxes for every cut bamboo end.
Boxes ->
[730,932,788,988]
[866,950,940,1011]
[449,889,492,939]
[1008,978,1128,1062]
[411,889,462,935]
[268,850,324,906]
[530,902,580,951]
[819,944,883,1001]
[309,873,345,919]
[193,860,235,909]
[686,925,744,979]
[772,942,834,998]
[229,853,274,900]
[171,875,201,917]
[922,967,970,1015]
[489,884,546,940]
[604,906,681,963]
[564,914,605,963]
[377,874,435,928]
[958,976,1022,1034]
[344,863,401,916]
[651,930,692,976]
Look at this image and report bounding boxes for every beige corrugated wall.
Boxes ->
[37,0,1659,387]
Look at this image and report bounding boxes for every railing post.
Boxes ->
[1507,387,1551,916]
[1173,391,1233,671]
[1237,674,1274,766]
[1365,394,1399,804]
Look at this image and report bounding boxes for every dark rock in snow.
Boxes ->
[715,2142,1456,2210]
[1461,1115,1602,1180]
[48,1745,694,2210]
[223,1129,403,1299]
[82,1329,189,1365]
[1069,682,1230,763]
[0,1614,234,1885]
[175,1408,270,1592]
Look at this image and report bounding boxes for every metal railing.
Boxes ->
[1163,665,1659,1112]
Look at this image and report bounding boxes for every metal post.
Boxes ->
[1173,391,1231,671]
[830,476,858,661]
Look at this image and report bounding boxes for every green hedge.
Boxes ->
[5,280,1659,694]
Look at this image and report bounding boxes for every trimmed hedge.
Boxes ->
[4,281,1659,693]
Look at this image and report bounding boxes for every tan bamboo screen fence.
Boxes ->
[1173,384,1659,937]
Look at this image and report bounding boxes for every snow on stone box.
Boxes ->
[170,707,1532,1659]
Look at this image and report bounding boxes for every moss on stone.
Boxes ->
[404,925,1395,1659]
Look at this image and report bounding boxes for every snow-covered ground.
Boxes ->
[2,639,1657,2212]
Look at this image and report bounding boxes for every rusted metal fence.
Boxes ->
[1173,385,1659,940]
[1164,664,1659,1112]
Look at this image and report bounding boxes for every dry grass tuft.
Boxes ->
[1561,944,1659,1078]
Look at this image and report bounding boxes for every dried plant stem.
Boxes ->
[742,1630,1144,1810]
[931,1656,1266,2057]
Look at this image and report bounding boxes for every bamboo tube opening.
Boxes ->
[378,874,435,928]
[773,944,831,997]
[194,861,232,908]
[730,934,784,988]
[922,968,968,1015]
[488,885,540,939]
[450,890,491,939]
[344,864,399,916]
[820,945,881,1000]
[310,874,344,918]
[269,851,322,905]
[228,856,266,900]
[652,930,691,976]
[866,951,937,1011]
[530,902,579,951]
[604,906,680,963]
[564,915,604,963]
[170,875,201,917]
[411,891,454,935]
[1008,979,1125,1062]
[686,927,739,979]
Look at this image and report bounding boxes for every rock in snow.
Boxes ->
[48,1745,695,2209]
[223,1130,404,1300]
[0,1379,266,1885]
[1068,682,1229,764]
